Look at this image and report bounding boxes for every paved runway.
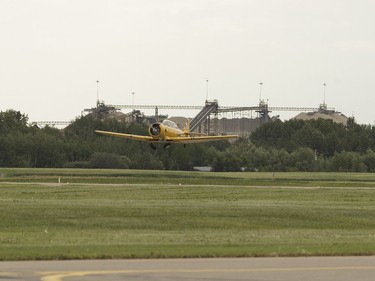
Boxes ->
[1,256,375,281]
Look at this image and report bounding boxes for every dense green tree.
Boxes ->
[212,151,242,172]
[3,108,375,172]
[362,150,375,172]
[30,128,67,167]
[0,110,29,134]
[290,147,315,172]
[328,151,367,172]
[0,110,31,166]
[251,118,375,157]
[90,152,130,169]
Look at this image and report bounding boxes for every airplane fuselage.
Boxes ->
[95,118,238,145]
[149,122,184,139]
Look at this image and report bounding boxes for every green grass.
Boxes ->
[1,168,375,260]
[2,168,375,186]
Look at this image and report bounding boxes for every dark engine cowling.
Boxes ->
[149,123,161,136]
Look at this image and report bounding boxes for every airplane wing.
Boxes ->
[95,130,155,142]
[95,130,238,144]
[167,135,239,143]
[185,132,207,136]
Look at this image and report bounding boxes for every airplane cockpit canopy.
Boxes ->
[161,119,180,130]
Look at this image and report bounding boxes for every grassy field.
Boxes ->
[1,168,375,260]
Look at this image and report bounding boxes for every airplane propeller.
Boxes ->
[150,123,161,136]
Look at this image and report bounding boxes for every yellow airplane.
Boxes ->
[95,119,238,148]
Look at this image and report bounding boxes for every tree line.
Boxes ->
[1,109,375,172]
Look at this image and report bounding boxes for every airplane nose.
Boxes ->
[150,123,161,136]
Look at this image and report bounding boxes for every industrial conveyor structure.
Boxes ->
[189,100,219,135]
[33,99,340,136]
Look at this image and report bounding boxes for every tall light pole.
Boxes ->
[96,80,99,107]
[206,79,209,101]
[323,82,326,105]
[132,92,135,111]
[259,82,263,103]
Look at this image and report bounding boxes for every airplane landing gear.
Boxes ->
[163,143,171,149]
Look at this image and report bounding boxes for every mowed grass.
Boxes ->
[0,168,375,260]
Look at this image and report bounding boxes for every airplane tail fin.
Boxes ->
[183,118,207,136]
[183,118,191,134]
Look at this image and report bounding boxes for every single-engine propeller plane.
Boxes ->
[95,119,238,149]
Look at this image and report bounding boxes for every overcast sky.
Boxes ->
[1,0,375,124]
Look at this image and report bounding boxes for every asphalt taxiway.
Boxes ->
[1,256,375,281]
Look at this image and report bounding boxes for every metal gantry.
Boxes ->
[107,104,332,113]
[31,102,335,133]
[31,121,71,127]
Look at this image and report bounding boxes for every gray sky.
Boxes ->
[1,0,375,124]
